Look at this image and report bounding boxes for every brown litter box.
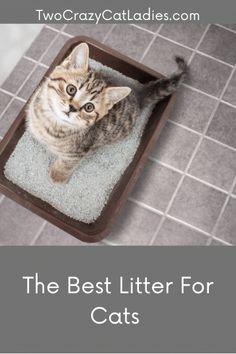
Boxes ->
[0,36,176,243]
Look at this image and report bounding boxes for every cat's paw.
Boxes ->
[49,167,70,184]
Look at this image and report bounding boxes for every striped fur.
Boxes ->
[27,43,187,183]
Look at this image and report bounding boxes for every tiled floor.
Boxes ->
[0,23,236,246]
[0,24,43,85]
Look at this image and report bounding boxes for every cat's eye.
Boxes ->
[66,84,77,96]
[83,102,95,113]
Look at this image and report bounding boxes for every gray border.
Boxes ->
[0,246,235,352]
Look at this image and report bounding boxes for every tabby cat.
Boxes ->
[27,43,187,184]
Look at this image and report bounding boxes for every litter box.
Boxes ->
[0,36,176,243]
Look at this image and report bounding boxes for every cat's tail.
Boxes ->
[141,56,188,105]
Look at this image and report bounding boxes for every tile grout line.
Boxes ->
[44,25,73,39]
[102,24,117,43]
[177,171,230,195]
[167,119,203,136]
[182,83,236,110]
[157,121,236,151]
[30,220,47,245]
[140,24,164,62]
[128,197,164,216]
[0,88,27,102]
[153,25,234,68]
[61,31,73,38]
[23,56,49,68]
[0,25,65,121]
[131,23,157,35]
[130,184,230,245]
[157,34,234,68]
[173,59,236,180]
[153,63,236,243]
[0,88,14,98]
[165,215,212,238]
[133,23,234,69]
[190,130,236,152]
[187,24,210,65]
[129,191,232,245]
[133,22,236,37]
[216,24,236,35]
[182,83,218,100]
[166,119,236,153]
[40,24,68,61]
[129,195,213,239]
[221,99,236,109]
[148,25,230,245]
[148,25,211,244]
[0,64,37,121]
[194,46,234,67]
[148,156,231,195]
[45,25,118,52]
[149,156,185,173]
[45,25,61,33]
[211,235,232,246]
[210,175,236,237]
[206,62,236,236]
[183,84,236,110]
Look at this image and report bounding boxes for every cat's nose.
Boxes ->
[69,104,77,113]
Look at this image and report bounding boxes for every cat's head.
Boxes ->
[46,42,131,129]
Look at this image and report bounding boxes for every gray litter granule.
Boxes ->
[4,59,154,223]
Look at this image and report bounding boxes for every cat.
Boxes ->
[27,42,187,184]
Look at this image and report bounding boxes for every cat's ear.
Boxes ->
[104,87,131,106]
[70,43,89,71]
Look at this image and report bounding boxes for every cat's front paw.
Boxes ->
[49,167,70,184]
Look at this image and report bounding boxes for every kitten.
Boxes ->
[27,43,187,184]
